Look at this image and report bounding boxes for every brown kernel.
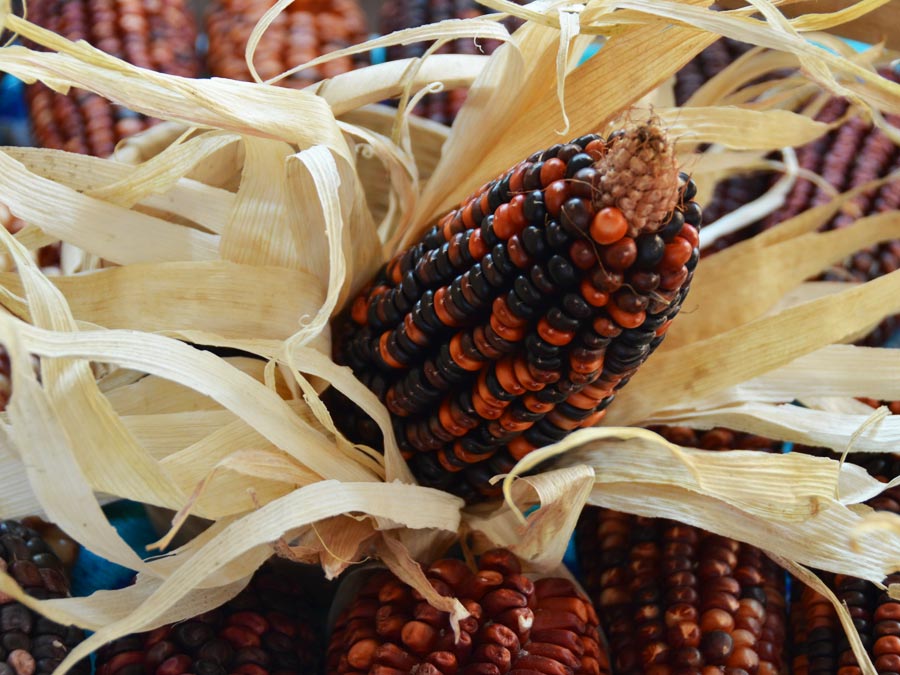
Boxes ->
[347,638,378,670]
[700,609,735,634]
[665,603,698,627]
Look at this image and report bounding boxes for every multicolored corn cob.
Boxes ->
[790,436,900,675]
[94,562,323,675]
[205,0,369,88]
[577,510,788,675]
[330,121,701,502]
[379,0,522,124]
[24,0,201,156]
[327,547,610,675]
[0,519,88,675]
[792,572,900,675]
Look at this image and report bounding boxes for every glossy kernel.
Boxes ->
[590,207,628,245]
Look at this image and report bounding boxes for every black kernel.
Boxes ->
[565,152,595,177]
[635,234,665,268]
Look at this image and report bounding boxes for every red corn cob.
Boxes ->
[0,519,88,675]
[329,120,702,502]
[24,0,202,157]
[327,548,610,675]
[205,0,369,88]
[577,509,789,675]
[94,562,324,675]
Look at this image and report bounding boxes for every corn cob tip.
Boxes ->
[595,118,680,237]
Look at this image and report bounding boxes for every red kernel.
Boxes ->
[540,158,567,186]
[580,279,609,307]
[544,180,568,216]
[680,223,700,248]
[602,237,637,271]
[570,240,596,270]
[607,304,645,329]
[662,237,693,270]
[468,228,488,259]
[493,203,515,239]
[509,194,528,229]
[590,207,628,244]
[537,318,575,346]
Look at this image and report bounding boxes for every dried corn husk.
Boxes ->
[1,1,900,672]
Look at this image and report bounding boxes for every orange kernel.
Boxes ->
[590,207,628,244]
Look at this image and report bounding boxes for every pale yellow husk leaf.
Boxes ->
[0,0,900,662]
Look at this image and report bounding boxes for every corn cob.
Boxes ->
[24,0,201,157]
[327,547,610,675]
[577,509,788,675]
[205,0,369,88]
[16,519,79,572]
[786,399,900,675]
[94,562,323,675]
[753,69,900,344]
[379,0,522,124]
[789,443,900,675]
[673,37,756,108]
[330,120,701,502]
[649,426,780,453]
[0,519,88,675]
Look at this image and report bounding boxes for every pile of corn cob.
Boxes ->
[1,3,900,675]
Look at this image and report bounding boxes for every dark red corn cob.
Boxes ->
[0,519,88,675]
[576,510,788,675]
[206,0,369,88]
[95,563,322,675]
[649,426,781,454]
[24,0,202,157]
[787,399,900,675]
[789,458,900,675]
[330,121,701,502]
[327,547,610,675]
